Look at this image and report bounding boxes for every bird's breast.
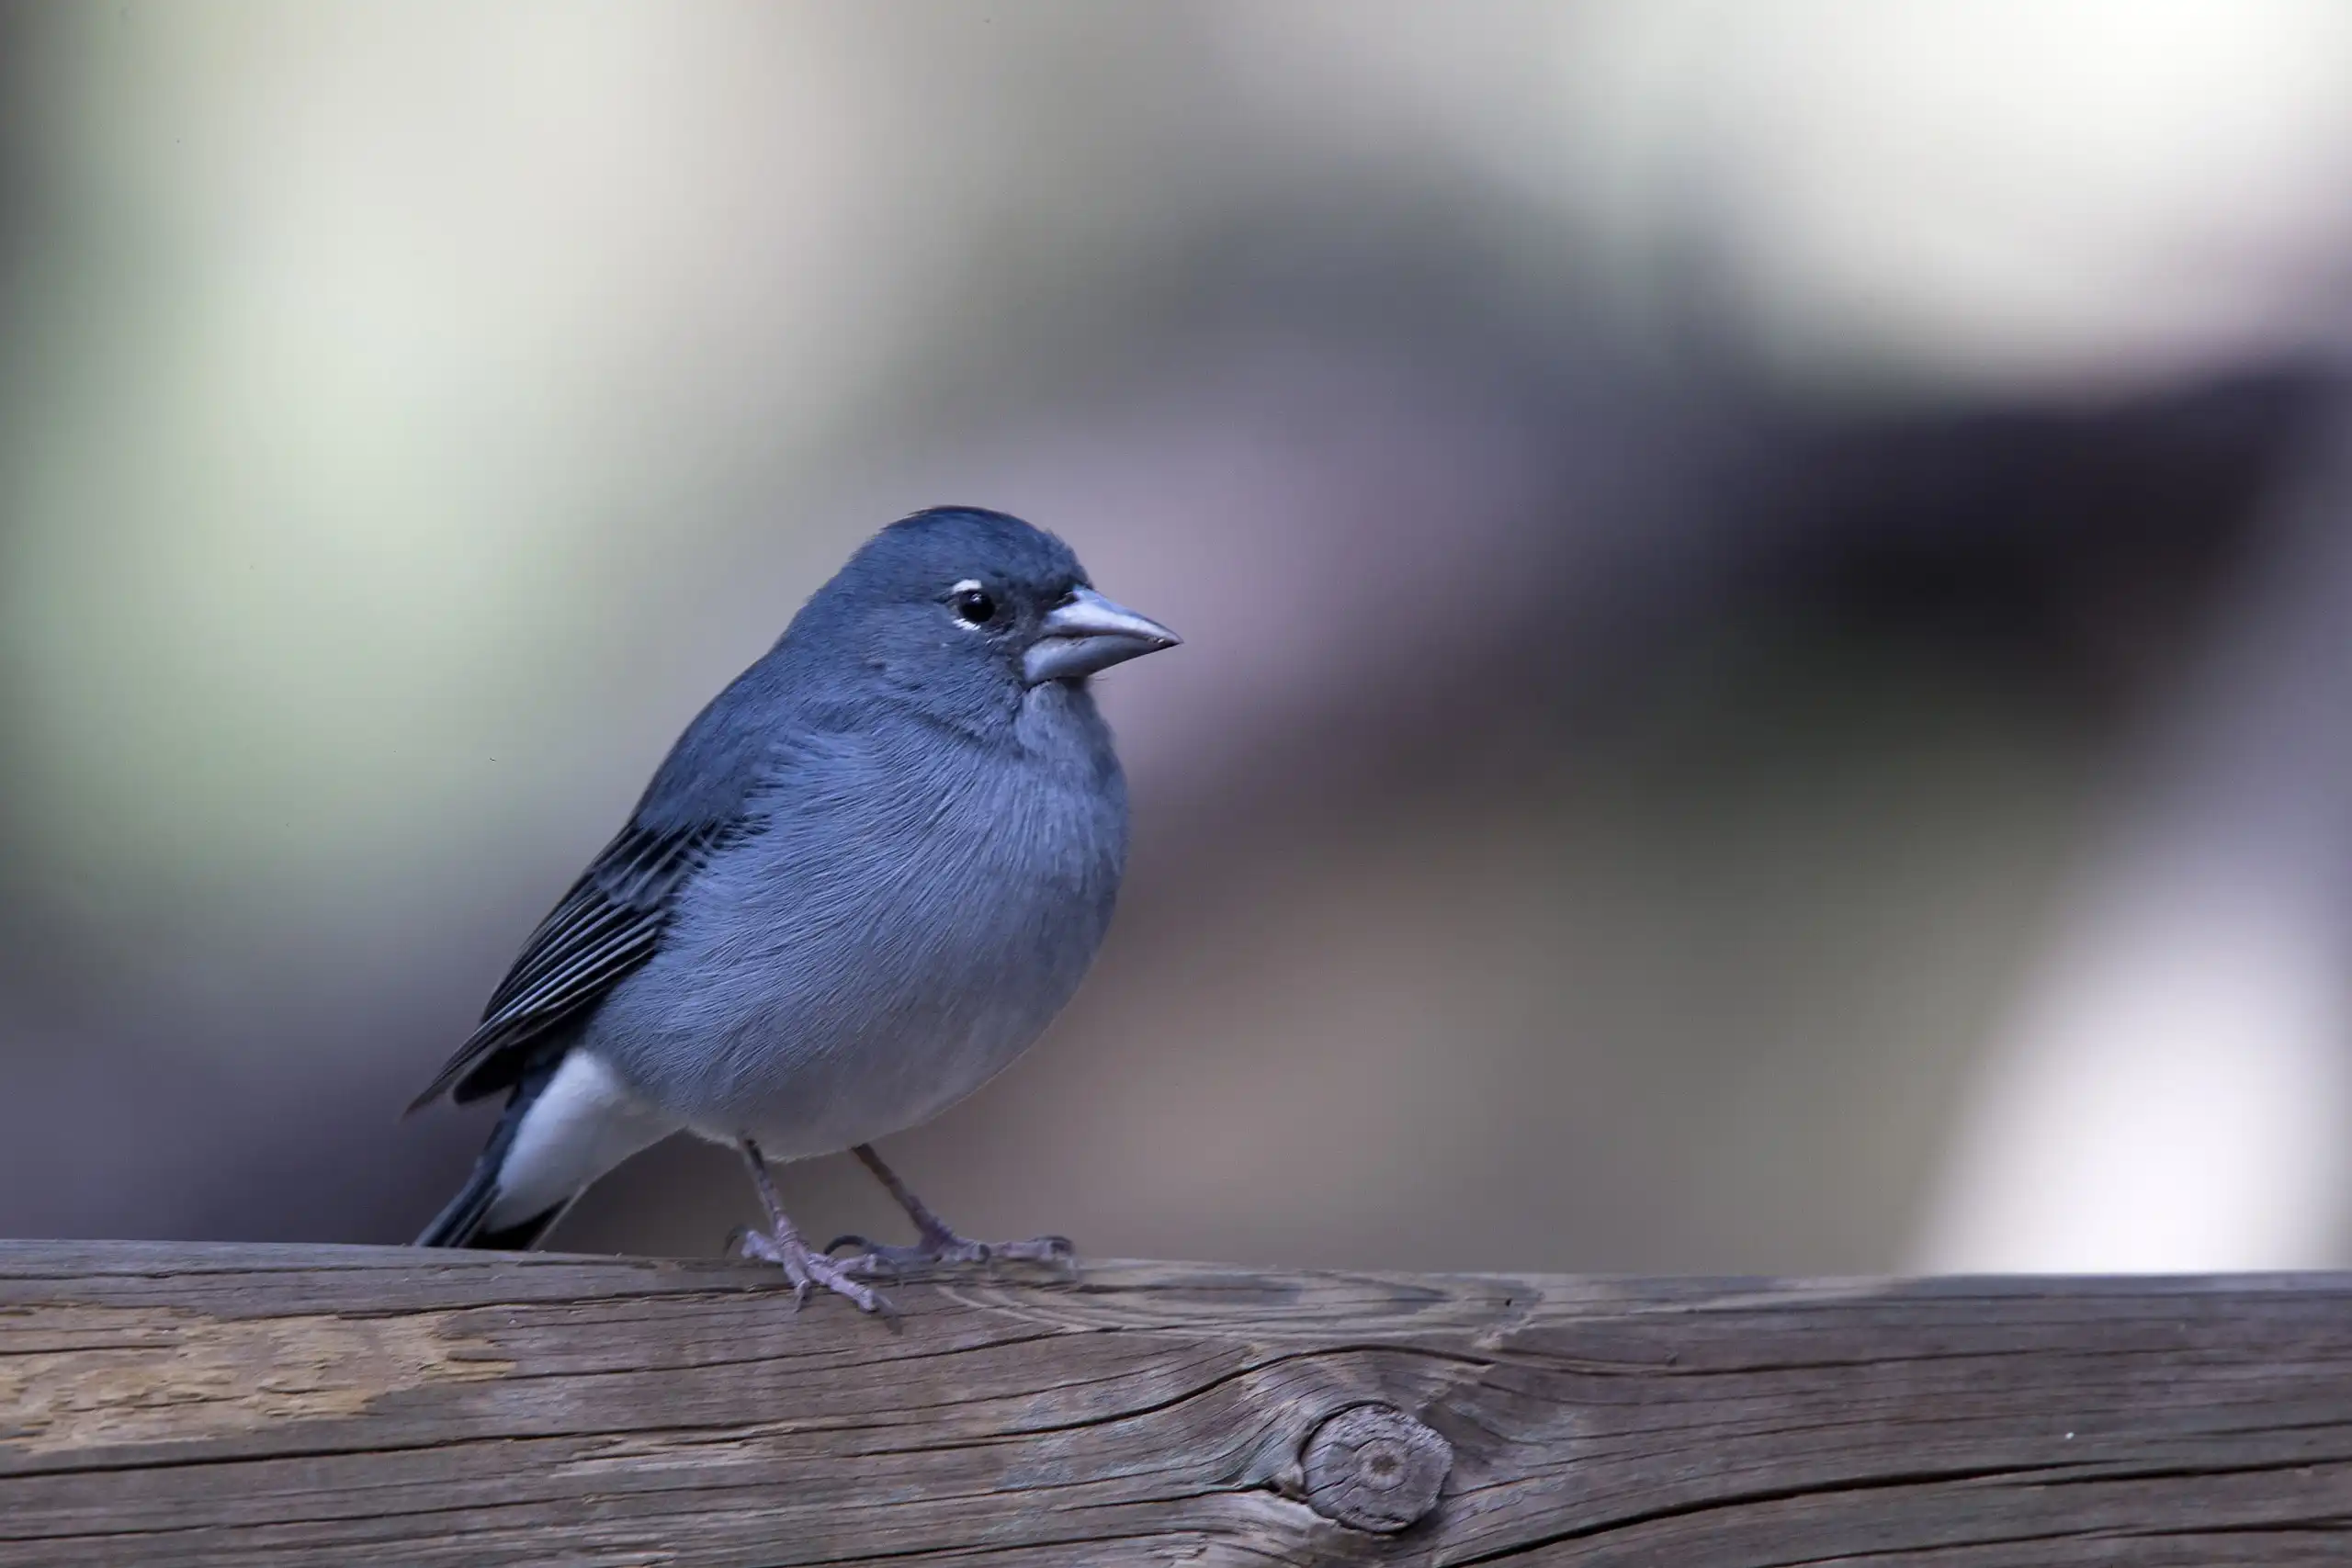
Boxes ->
[588,725,1128,1154]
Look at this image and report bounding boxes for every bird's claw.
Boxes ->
[825,1228,1076,1280]
[988,1233,1077,1269]
[736,1225,895,1316]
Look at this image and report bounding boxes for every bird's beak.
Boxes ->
[1024,587,1182,684]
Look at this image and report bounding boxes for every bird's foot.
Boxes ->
[825,1225,1075,1280]
[733,1224,895,1315]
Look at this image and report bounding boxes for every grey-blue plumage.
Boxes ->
[412,507,1178,1309]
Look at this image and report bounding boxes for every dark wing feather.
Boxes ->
[405,818,741,1111]
[407,671,783,1112]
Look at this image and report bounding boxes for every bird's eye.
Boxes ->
[949,582,997,626]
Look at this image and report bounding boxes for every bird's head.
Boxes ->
[793,506,1180,725]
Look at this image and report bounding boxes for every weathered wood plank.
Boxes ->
[2,1243,2348,1565]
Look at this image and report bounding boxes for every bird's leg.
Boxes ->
[826,1143,1074,1279]
[732,1138,891,1315]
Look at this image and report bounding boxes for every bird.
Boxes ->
[409,506,1179,1312]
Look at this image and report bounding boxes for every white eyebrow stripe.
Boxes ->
[947,578,991,629]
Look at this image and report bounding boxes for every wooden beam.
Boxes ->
[3,1243,2349,1564]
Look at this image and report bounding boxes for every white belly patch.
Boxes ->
[486,1051,678,1230]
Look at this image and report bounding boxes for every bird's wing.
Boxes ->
[407,687,779,1111]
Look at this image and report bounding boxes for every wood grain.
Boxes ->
[2,1243,2349,1565]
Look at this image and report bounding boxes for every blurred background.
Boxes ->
[6,0,2352,1275]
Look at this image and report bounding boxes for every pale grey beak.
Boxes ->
[1023,586,1182,684]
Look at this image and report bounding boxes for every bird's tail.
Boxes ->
[414,1061,570,1249]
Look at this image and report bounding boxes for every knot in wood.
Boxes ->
[1300,1403,1451,1533]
